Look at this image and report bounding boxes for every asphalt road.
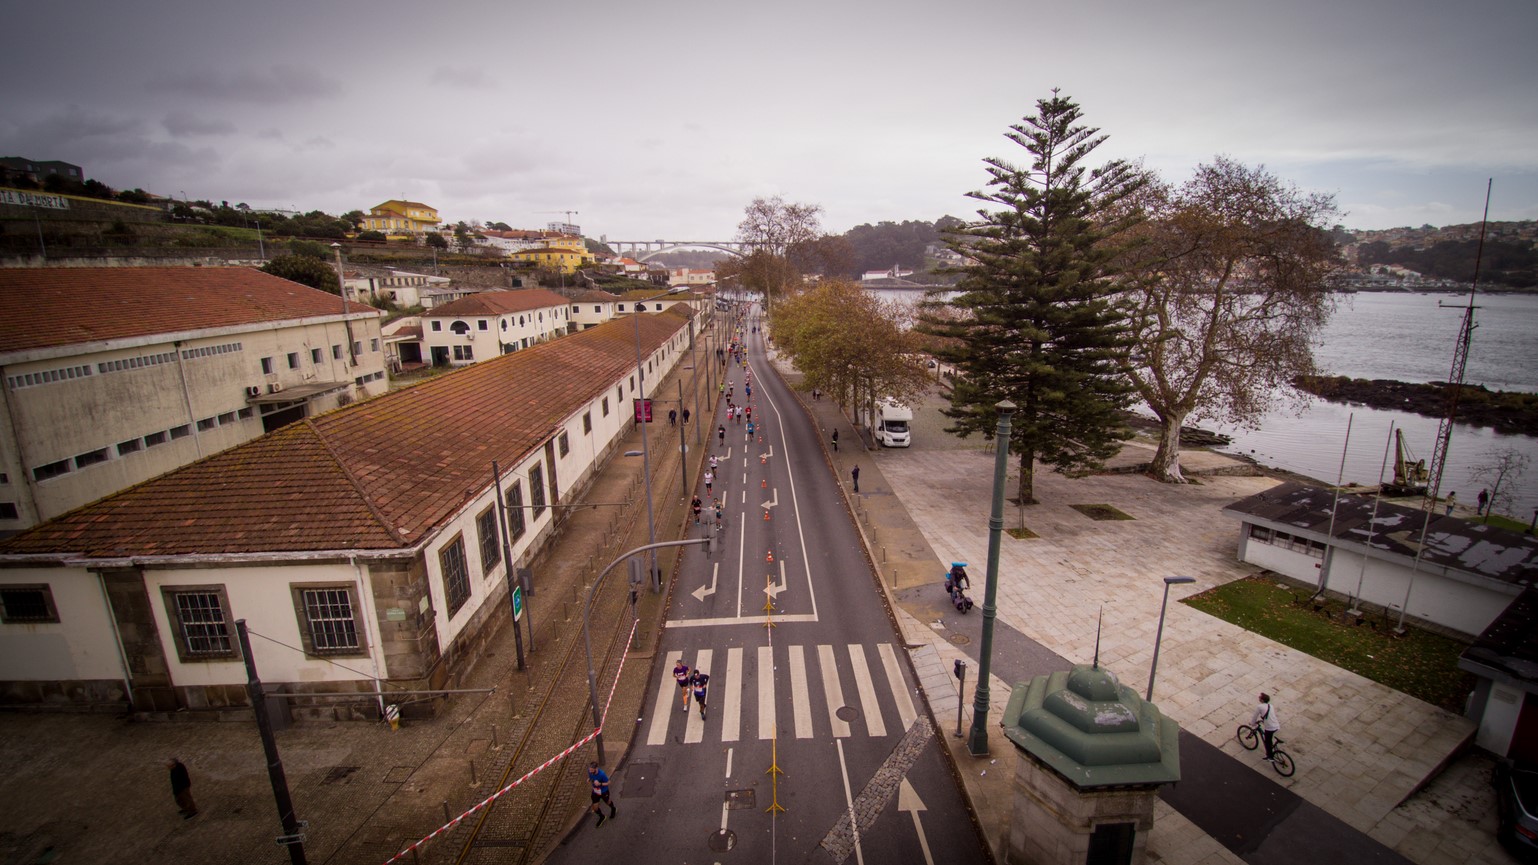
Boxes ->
[546,307,990,865]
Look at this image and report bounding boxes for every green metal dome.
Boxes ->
[1003,664,1181,789]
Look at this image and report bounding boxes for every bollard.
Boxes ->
[882,546,887,563]
[443,801,451,823]
[509,691,518,718]
[564,601,570,622]
[492,724,499,747]
[470,759,478,785]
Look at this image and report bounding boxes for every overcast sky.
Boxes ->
[4,0,1534,240]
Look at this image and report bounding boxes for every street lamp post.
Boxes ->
[966,399,1015,757]
[331,243,356,367]
[1147,576,1196,701]
[629,289,681,591]
[582,538,710,765]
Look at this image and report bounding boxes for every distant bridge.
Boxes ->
[606,240,749,261]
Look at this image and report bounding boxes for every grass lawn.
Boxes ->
[1183,576,1475,712]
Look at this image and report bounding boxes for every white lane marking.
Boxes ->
[721,747,734,832]
[691,561,718,603]
[667,613,818,629]
[685,649,712,744]
[836,739,865,865]
[765,558,788,599]
[735,518,746,618]
[647,650,682,746]
[847,644,885,738]
[818,644,851,738]
[758,645,776,739]
[757,356,819,622]
[898,778,934,865]
[789,645,813,739]
[879,643,918,732]
[723,646,743,743]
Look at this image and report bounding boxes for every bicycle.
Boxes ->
[1236,722,1295,777]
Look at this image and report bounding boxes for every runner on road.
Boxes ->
[673,659,692,711]
[691,669,710,720]
[588,762,617,827]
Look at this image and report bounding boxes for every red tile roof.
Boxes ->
[0,267,375,356]
[0,308,695,559]
[423,289,570,317]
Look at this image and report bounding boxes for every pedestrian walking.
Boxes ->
[704,470,714,494]
[1445,491,1457,516]
[691,669,711,719]
[852,464,860,493]
[1251,693,1282,762]
[167,757,197,819]
[718,425,726,446]
[673,659,692,711]
[668,408,677,427]
[746,420,755,440]
[691,495,702,525]
[682,408,691,425]
[588,762,617,827]
[1477,488,1489,515]
[812,388,820,401]
[832,429,839,452]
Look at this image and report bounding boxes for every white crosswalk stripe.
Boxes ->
[644,643,914,746]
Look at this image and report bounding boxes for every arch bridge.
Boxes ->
[606,240,751,261]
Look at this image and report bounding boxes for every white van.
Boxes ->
[874,399,913,447]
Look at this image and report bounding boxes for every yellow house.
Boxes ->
[509,245,593,274]
[542,233,586,253]
[361,200,441,235]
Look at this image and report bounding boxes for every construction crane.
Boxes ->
[538,210,580,224]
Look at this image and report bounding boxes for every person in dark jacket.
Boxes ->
[167,757,197,818]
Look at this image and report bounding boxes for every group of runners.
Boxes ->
[672,658,711,718]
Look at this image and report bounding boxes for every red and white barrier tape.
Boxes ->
[382,616,643,864]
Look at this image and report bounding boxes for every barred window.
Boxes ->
[529,463,546,518]
[0,585,58,623]
[163,587,237,660]
[478,506,501,573]
[559,432,570,457]
[302,588,358,651]
[506,481,526,541]
[440,536,470,617]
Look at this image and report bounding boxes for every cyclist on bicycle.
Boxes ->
[1251,693,1281,762]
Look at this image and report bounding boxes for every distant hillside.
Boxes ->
[1344,221,1538,289]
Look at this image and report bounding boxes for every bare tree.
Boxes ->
[734,196,824,308]
[1122,158,1342,482]
[1469,447,1530,523]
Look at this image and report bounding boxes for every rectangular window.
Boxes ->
[74,447,110,469]
[291,584,365,655]
[0,503,18,520]
[370,338,380,352]
[218,412,236,425]
[33,459,70,481]
[439,536,471,617]
[287,352,300,369]
[478,320,489,330]
[261,357,274,375]
[163,586,237,661]
[478,506,502,573]
[506,481,526,541]
[333,344,343,360]
[144,431,168,447]
[559,432,570,457]
[311,348,323,364]
[196,417,217,432]
[169,425,191,439]
[583,413,592,433]
[0,585,58,623]
[353,341,362,358]
[117,439,143,456]
[431,321,442,331]
[601,397,609,417]
[529,463,546,518]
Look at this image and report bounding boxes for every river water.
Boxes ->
[868,288,1538,519]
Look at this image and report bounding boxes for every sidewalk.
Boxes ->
[769,348,1506,865]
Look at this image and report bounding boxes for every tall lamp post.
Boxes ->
[331,243,356,367]
[966,399,1014,757]
[1147,576,1196,701]
[630,288,684,591]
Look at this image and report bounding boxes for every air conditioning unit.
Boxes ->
[465,332,475,341]
[245,385,262,398]
[269,382,285,394]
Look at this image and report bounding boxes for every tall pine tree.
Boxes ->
[924,91,1143,508]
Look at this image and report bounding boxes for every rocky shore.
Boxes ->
[1294,375,1538,436]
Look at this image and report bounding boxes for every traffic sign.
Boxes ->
[512,585,524,621]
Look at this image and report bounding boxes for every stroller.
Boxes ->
[943,562,974,613]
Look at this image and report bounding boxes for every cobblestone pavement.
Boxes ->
[775,351,1508,865]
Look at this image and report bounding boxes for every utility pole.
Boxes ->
[236,621,308,865]
[492,461,526,671]
[967,400,1015,757]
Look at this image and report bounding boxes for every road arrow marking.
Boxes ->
[898,778,934,865]
[692,562,719,603]
[760,488,778,512]
[765,559,788,599]
[758,445,774,461]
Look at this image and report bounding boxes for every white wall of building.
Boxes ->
[0,567,124,682]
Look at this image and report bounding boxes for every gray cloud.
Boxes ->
[147,65,342,104]
[163,111,235,137]
[429,65,494,90]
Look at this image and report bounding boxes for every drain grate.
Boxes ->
[949,633,971,645]
[725,788,756,810]
[836,706,859,722]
